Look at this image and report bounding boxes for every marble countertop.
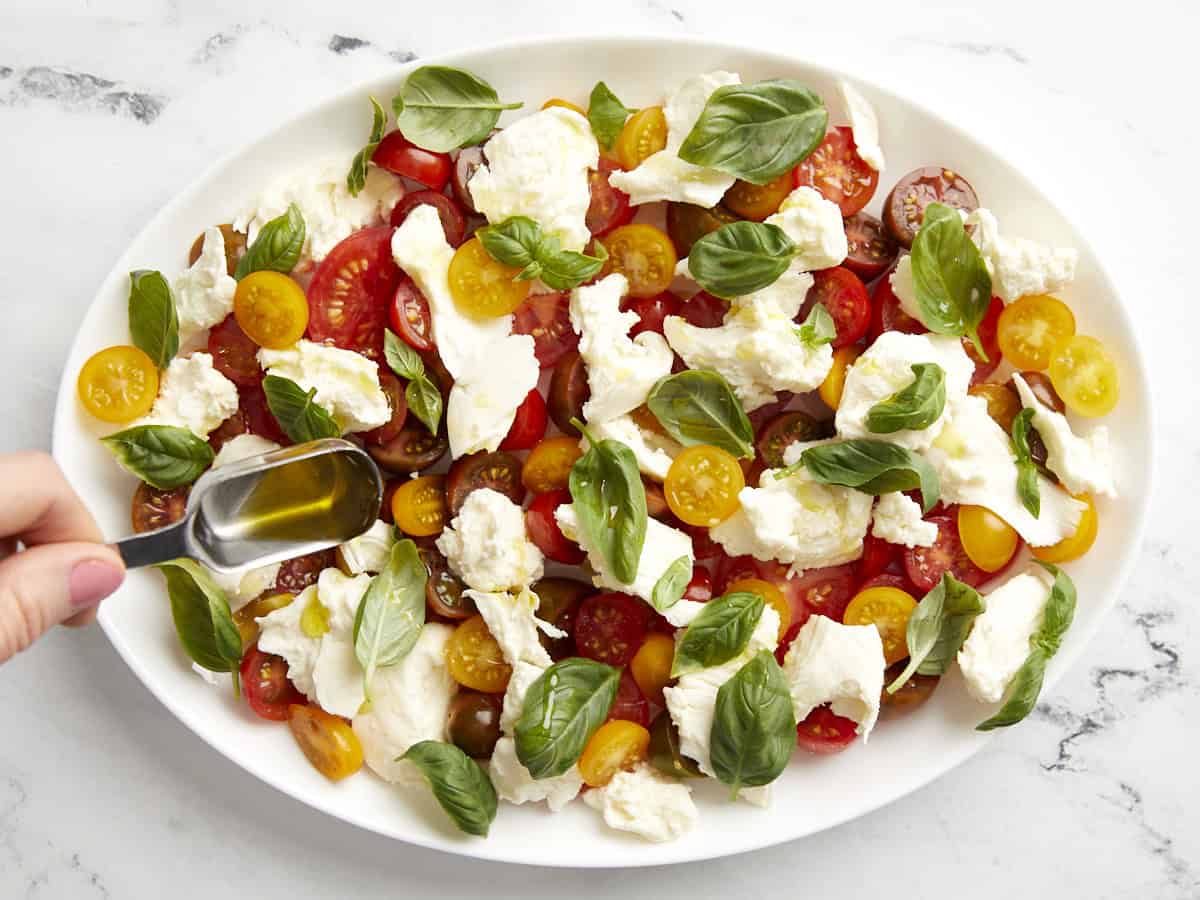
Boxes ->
[1,1,1197,896]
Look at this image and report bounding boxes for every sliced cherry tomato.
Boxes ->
[678,290,730,329]
[446,614,512,693]
[234,270,309,349]
[445,451,523,516]
[964,296,1004,385]
[586,159,634,237]
[666,202,738,258]
[726,577,791,641]
[361,372,408,446]
[795,705,858,754]
[843,212,899,281]
[857,533,902,584]
[883,166,980,249]
[793,126,878,217]
[417,546,476,621]
[664,445,745,527]
[390,190,467,247]
[723,173,793,221]
[785,563,859,625]
[869,263,925,341]
[997,294,1076,371]
[448,236,529,318]
[615,106,667,171]
[881,662,940,714]
[547,350,590,436]
[513,290,577,368]
[77,345,159,424]
[233,592,294,647]
[499,389,548,452]
[392,474,447,537]
[684,567,713,603]
[131,483,189,533]
[239,384,289,444]
[1048,335,1119,417]
[630,632,676,706]
[903,513,988,592]
[207,408,248,453]
[805,266,871,349]
[208,314,264,387]
[307,225,400,361]
[389,275,435,352]
[522,436,583,493]
[447,691,502,758]
[1033,491,1098,563]
[533,577,592,660]
[606,669,650,728]
[240,644,305,721]
[368,420,449,474]
[525,489,586,565]
[957,505,1019,573]
[452,146,486,213]
[373,131,451,190]
[970,381,1022,433]
[275,549,336,594]
[818,345,862,410]
[621,291,682,339]
[579,719,650,788]
[188,223,245,276]
[287,704,364,781]
[844,585,917,664]
[574,592,649,667]
[599,224,677,299]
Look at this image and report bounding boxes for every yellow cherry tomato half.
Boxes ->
[630,632,676,706]
[818,345,862,411]
[233,270,310,349]
[541,97,586,117]
[722,174,794,221]
[522,436,583,494]
[664,444,745,527]
[725,577,791,641]
[448,237,531,320]
[969,381,1023,434]
[445,615,512,693]
[996,294,1076,371]
[1033,492,1098,563]
[843,586,917,665]
[233,592,294,646]
[599,223,678,298]
[287,704,364,782]
[957,505,1019,573]
[615,106,667,171]
[1048,335,1120,418]
[77,345,159,424]
[578,719,651,788]
[391,474,447,537]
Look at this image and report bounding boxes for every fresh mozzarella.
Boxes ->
[436,488,545,592]
[957,569,1053,703]
[608,71,740,207]
[871,493,937,548]
[211,433,280,468]
[888,255,924,324]
[489,736,583,811]
[258,339,390,433]
[468,107,598,252]
[256,585,320,697]
[1013,374,1116,497]
[839,81,885,172]
[583,763,699,843]
[570,274,673,424]
[967,208,1078,304]
[205,561,281,613]
[137,352,238,439]
[581,414,683,481]
[764,187,849,272]
[782,614,885,738]
[337,519,396,575]
[446,334,540,458]
[173,226,236,345]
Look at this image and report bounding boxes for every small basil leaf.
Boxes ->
[392,65,523,153]
[515,658,620,779]
[235,203,306,280]
[262,374,341,442]
[347,96,388,197]
[975,647,1048,732]
[156,559,242,695]
[127,270,178,369]
[102,425,214,489]
[568,423,648,585]
[587,81,632,149]
[1011,408,1041,518]
[671,591,764,678]
[477,215,543,270]
[709,650,796,796]
[353,540,427,698]
[646,370,754,459]
[865,363,947,434]
[534,242,606,292]
[887,572,984,692]
[909,202,993,356]
[687,221,796,299]
[405,376,443,436]
[794,302,835,349]
[650,556,692,613]
[1032,560,1077,658]
[790,439,941,513]
[678,79,828,185]
[384,329,424,380]
[477,216,605,291]
[403,740,497,837]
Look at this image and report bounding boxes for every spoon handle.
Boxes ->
[113,520,190,570]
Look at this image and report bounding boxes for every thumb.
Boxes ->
[0,543,125,663]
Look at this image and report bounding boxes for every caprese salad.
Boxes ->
[76,63,1120,843]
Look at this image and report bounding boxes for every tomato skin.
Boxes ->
[622,292,682,338]
[389,275,435,352]
[390,190,467,248]
[287,704,364,781]
[678,520,722,561]
[717,556,857,629]
[775,622,802,666]
[883,167,980,249]
[795,705,858,754]
[547,350,590,436]
[522,436,583,494]
[793,126,878,217]
[499,389,548,452]
[525,490,586,565]
[630,632,676,705]
[605,669,650,728]
[452,146,485,213]
[586,159,634,237]
[307,226,401,361]
[857,533,902,584]
[275,550,337,594]
[843,212,899,282]
[532,577,592,660]
[678,291,729,329]
[373,131,451,190]
[970,381,1023,433]
[684,567,713,604]
[240,645,305,721]
[208,314,264,386]
[512,290,577,368]
[574,593,649,667]
[599,224,678,299]
[445,451,524,517]
[805,266,871,349]
[446,691,502,759]
[238,384,289,444]
[131,482,189,534]
[417,546,476,622]
[881,662,940,714]
[189,223,245,276]
[818,345,862,411]
[903,513,988,592]
[369,421,449,474]
[666,202,739,258]
[392,474,447,538]
[869,263,924,341]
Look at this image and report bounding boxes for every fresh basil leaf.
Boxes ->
[402,740,497,836]
[353,540,427,697]
[127,270,178,369]
[687,221,796,299]
[515,658,620,779]
[102,425,214,489]
[235,203,306,280]
[568,422,647,585]
[795,302,836,349]
[975,647,1048,732]
[477,215,543,270]
[347,96,388,197]
[671,591,764,678]
[477,216,605,291]
[535,240,606,292]
[909,202,993,356]
[262,374,341,442]
[1011,407,1041,518]
[650,556,692,613]
[383,330,443,434]
[865,363,947,434]
[587,81,632,149]
[709,650,796,795]
[646,370,754,459]
[392,65,522,153]
[678,79,828,185]
[156,558,242,695]
[1032,560,1077,658]
[887,573,984,692]
[786,439,941,513]
[384,328,423,380]
[648,713,703,779]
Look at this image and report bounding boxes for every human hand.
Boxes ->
[0,452,125,663]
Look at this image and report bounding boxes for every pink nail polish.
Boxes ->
[69,559,125,610]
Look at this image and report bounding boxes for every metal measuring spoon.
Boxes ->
[115,439,383,572]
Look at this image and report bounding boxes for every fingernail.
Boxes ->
[69,559,125,610]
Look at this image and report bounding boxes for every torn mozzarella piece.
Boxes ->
[488,736,583,811]
[581,414,683,481]
[445,334,540,458]
[967,208,1078,304]
[839,80,885,172]
[782,614,885,739]
[136,352,238,439]
[957,569,1053,703]
[337,519,396,575]
[1013,374,1115,497]
[583,763,699,843]
[871,493,937,548]
[764,187,848,272]
[436,489,544,592]
[257,340,390,433]
[173,226,236,345]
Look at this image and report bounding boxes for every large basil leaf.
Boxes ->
[102,425,214,489]
[384,330,443,434]
[477,216,605,290]
[650,555,691,613]
[353,540,427,697]
[909,202,993,356]
[156,559,242,694]
[568,423,647,585]
[234,203,305,280]
[1010,407,1041,518]
[887,573,984,692]
[587,81,631,149]
[262,375,341,443]
[795,303,836,349]
[865,363,947,434]
[687,221,795,299]
[347,96,387,197]
[671,591,764,678]
[403,740,497,837]
[709,650,796,795]
[678,79,828,184]
[787,439,941,513]
[392,65,522,153]
[515,658,620,779]
[646,370,754,459]
[127,269,178,369]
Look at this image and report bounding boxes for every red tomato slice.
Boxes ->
[786,563,859,625]
[373,131,452,190]
[275,549,337,594]
[208,314,262,387]
[574,592,649,667]
[903,513,987,592]
[805,267,871,348]
[389,275,435,352]
[512,290,578,368]
[362,371,408,446]
[793,126,879,217]
[525,489,586,565]
[843,212,899,282]
[795,705,858,754]
[499,389,548,452]
[208,408,248,454]
[239,384,288,445]
[869,263,925,342]
[240,644,305,721]
[605,669,650,727]
[623,292,683,338]
[678,291,729,329]
[857,533,902,584]
[307,226,401,362]
[390,191,467,247]
[965,297,1003,385]
[586,159,634,237]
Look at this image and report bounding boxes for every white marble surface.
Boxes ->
[1,1,1197,896]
